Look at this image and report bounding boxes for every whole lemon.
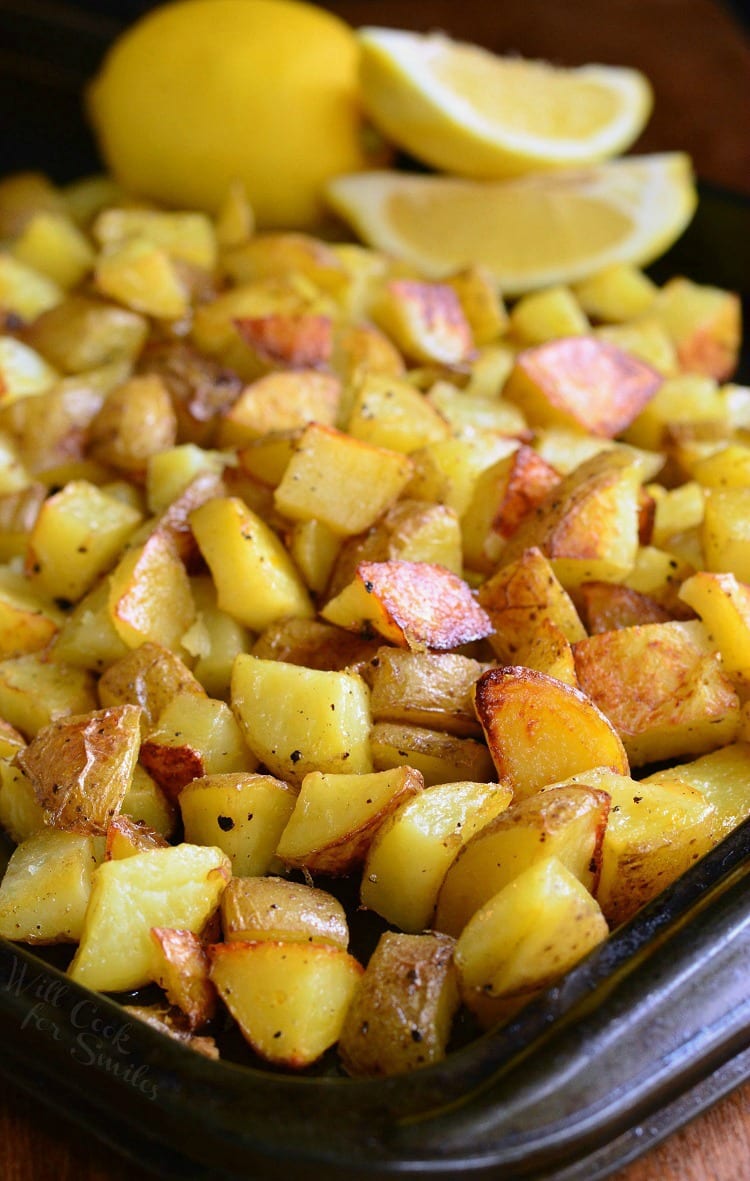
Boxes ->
[88,0,382,229]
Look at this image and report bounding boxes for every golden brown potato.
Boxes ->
[455,856,608,1028]
[326,498,463,597]
[0,828,104,944]
[338,931,459,1076]
[478,546,586,663]
[179,771,297,877]
[217,369,341,445]
[503,336,662,437]
[139,693,256,802]
[68,843,231,992]
[17,702,141,833]
[88,373,178,478]
[323,559,492,652]
[573,620,740,766]
[474,666,629,800]
[372,278,474,366]
[150,926,216,1030]
[498,449,642,591]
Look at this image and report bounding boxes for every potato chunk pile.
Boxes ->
[0,169,747,1075]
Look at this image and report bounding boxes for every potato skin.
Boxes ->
[338,931,459,1077]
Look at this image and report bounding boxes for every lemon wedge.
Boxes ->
[326,154,697,295]
[358,28,653,178]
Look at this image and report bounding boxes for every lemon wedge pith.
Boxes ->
[326,154,697,296]
[358,27,653,179]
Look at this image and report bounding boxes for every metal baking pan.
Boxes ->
[1,2,750,1177]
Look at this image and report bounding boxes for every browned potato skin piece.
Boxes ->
[251,618,380,672]
[98,641,205,732]
[366,647,486,737]
[327,498,462,600]
[503,336,662,437]
[234,312,334,372]
[136,338,243,447]
[150,926,217,1030]
[17,703,141,833]
[369,722,495,786]
[150,469,227,568]
[338,931,459,1077]
[220,875,349,948]
[123,1004,219,1059]
[474,666,629,799]
[0,384,106,477]
[88,373,178,480]
[105,814,169,858]
[580,582,672,633]
[324,559,493,652]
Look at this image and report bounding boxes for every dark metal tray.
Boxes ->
[1,3,750,1178]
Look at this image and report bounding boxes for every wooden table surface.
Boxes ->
[1,1,750,1178]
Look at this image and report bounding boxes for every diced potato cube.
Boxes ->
[366,648,486,737]
[209,939,363,1069]
[97,640,205,732]
[231,654,373,785]
[17,703,141,833]
[276,766,423,875]
[108,532,195,652]
[12,211,95,288]
[574,264,657,323]
[361,779,512,932]
[0,254,62,321]
[26,480,141,603]
[503,337,662,437]
[642,742,750,842]
[0,653,96,737]
[23,294,147,374]
[179,772,297,876]
[509,285,589,345]
[346,372,449,453]
[94,207,217,271]
[218,370,341,446]
[95,237,189,320]
[455,856,608,1028]
[702,488,750,581]
[369,722,496,787]
[190,496,312,630]
[0,829,103,943]
[274,423,413,536]
[68,843,231,991]
[478,546,586,663]
[434,785,610,936]
[0,336,58,403]
[322,560,492,651]
[140,694,257,800]
[654,277,741,380]
[373,279,474,365]
[0,762,46,844]
[498,450,642,591]
[584,769,718,925]
[445,265,508,345]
